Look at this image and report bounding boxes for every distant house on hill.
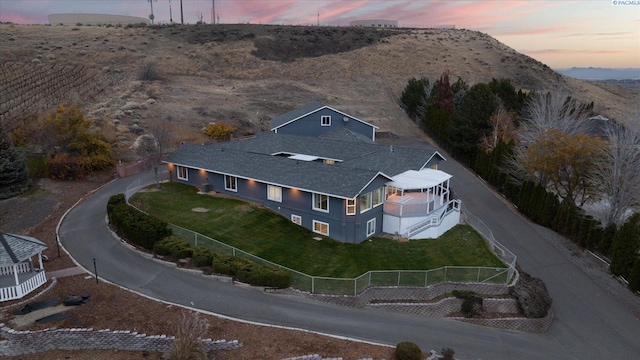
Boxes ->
[48,14,150,26]
[350,20,398,28]
[164,103,461,243]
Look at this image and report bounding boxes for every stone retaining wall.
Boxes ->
[303,283,553,333]
[306,282,510,308]
[0,323,241,356]
[454,310,555,333]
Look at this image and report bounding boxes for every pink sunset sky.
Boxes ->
[1,0,638,69]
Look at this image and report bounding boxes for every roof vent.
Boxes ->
[390,145,394,152]
[343,116,349,122]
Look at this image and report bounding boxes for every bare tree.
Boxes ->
[479,104,517,152]
[506,91,598,204]
[589,114,640,227]
[147,121,175,185]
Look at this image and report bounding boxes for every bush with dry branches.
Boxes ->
[168,311,210,360]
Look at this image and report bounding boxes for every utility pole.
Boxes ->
[212,0,216,24]
[147,0,156,25]
[169,0,173,23]
[317,11,319,26]
[180,0,184,24]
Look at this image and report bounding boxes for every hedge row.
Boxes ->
[107,194,171,250]
[212,253,291,289]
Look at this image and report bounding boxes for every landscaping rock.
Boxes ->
[509,268,552,318]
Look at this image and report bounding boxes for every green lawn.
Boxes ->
[130,182,506,278]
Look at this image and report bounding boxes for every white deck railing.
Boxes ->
[0,270,47,302]
[406,199,461,238]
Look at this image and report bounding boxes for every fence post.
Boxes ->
[444,267,447,282]
[195,232,198,247]
[312,277,315,294]
[354,279,357,296]
[477,267,480,282]
[369,272,372,288]
[424,270,428,287]
[397,271,401,286]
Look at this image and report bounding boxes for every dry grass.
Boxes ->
[1,24,636,161]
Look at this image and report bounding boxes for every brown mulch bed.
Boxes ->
[0,171,394,359]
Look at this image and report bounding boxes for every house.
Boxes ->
[0,233,48,302]
[270,101,378,142]
[164,104,460,243]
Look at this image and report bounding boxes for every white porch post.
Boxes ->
[38,253,43,270]
[13,264,19,286]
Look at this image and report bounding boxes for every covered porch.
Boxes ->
[0,233,48,302]
[383,169,461,239]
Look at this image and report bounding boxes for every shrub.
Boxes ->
[153,236,192,259]
[138,62,162,81]
[441,347,455,360]
[212,254,290,288]
[204,122,235,141]
[168,311,208,360]
[107,194,171,250]
[628,258,640,292]
[452,290,483,318]
[192,246,215,267]
[394,341,421,360]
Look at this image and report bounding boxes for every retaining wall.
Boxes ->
[0,323,241,356]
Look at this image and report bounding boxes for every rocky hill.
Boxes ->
[1,23,636,160]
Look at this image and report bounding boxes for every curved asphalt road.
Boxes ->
[60,140,640,359]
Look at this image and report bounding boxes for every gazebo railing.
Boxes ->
[0,263,31,276]
[0,270,46,302]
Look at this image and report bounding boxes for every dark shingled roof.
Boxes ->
[165,143,389,198]
[0,233,47,267]
[164,132,445,199]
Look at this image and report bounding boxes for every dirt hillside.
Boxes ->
[1,23,637,160]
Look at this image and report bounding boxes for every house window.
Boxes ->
[313,193,329,212]
[224,175,237,192]
[313,220,329,236]
[360,192,372,213]
[324,159,335,165]
[177,166,188,181]
[366,218,376,237]
[291,214,302,225]
[372,188,384,207]
[321,115,331,126]
[430,164,438,170]
[346,199,356,215]
[267,185,282,202]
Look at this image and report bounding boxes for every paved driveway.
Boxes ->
[60,138,640,359]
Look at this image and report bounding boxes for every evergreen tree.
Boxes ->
[628,258,640,292]
[436,70,455,114]
[610,213,640,278]
[0,128,30,199]
[598,223,617,256]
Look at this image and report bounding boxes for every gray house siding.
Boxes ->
[274,108,375,141]
[169,165,385,243]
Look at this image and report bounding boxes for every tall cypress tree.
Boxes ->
[610,213,640,278]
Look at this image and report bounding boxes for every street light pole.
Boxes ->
[93,258,99,284]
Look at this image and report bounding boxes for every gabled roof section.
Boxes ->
[164,143,392,199]
[269,101,379,131]
[0,233,47,267]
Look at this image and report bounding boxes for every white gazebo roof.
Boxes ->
[0,233,47,267]
[386,169,452,190]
